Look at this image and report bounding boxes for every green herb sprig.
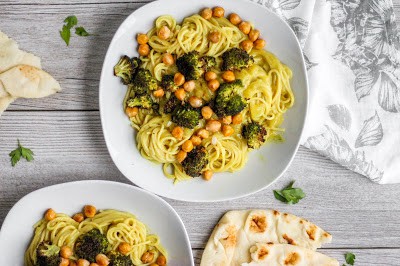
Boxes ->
[60,15,90,45]
[9,140,34,167]
[273,181,305,204]
[343,252,355,265]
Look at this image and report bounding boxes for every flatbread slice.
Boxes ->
[0,65,61,98]
[242,243,339,266]
[201,210,332,266]
[0,96,16,115]
[0,30,41,73]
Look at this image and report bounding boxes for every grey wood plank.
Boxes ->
[192,248,400,266]
[1,111,400,249]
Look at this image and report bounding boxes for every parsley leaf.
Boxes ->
[273,181,305,204]
[64,15,78,28]
[9,140,34,167]
[75,27,90,36]
[60,25,71,46]
[345,252,355,265]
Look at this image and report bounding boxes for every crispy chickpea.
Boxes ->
[206,120,222,132]
[95,254,110,266]
[207,79,220,92]
[183,80,195,92]
[125,106,139,118]
[200,8,213,20]
[45,208,56,221]
[60,258,70,266]
[190,135,202,146]
[229,13,242,25]
[222,125,234,136]
[141,252,154,264]
[70,261,77,266]
[138,44,150,56]
[189,96,203,108]
[60,246,73,259]
[174,88,186,101]
[150,264,159,266]
[201,106,213,120]
[172,126,184,140]
[222,116,232,125]
[203,170,213,181]
[174,72,185,86]
[73,213,84,223]
[182,140,194,152]
[156,255,167,266]
[197,129,210,139]
[153,88,165,98]
[222,71,235,82]
[212,6,225,18]
[90,264,99,266]
[158,26,171,40]
[118,242,132,255]
[176,150,187,163]
[208,31,220,43]
[241,40,253,51]
[77,259,90,266]
[136,34,149,45]
[204,71,217,81]
[232,113,243,125]
[162,53,174,66]
[83,205,96,218]
[254,39,266,49]
[249,29,260,42]
[239,21,251,34]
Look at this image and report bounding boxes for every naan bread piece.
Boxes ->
[0,30,41,73]
[0,96,16,115]
[242,243,339,266]
[0,65,61,98]
[201,210,332,266]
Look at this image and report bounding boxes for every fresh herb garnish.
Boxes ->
[75,27,90,36]
[9,140,34,167]
[60,15,90,45]
[344,252,355,265]
[273,181,305,204]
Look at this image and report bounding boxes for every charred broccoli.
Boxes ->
[131,68,158,94]
[75,229,109,262]
[176,51,216,80]
[181,147,208,177]
[163,95,181,114]
[171,105,201,129]
[36,242,61,266]
[108,251,133,266]
[161,74,179,91]
[214,79,246,117]
[242,122,268,149]
[127,95,153,109]
[114,56,141,84]
[221,48,254,71]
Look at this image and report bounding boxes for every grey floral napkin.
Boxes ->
[248,0,400,183]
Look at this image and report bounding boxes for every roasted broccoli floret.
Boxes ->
[214,79,246,117]
[127,95,153,109]
[221,48,254,71]
[181,147,208,177]
[160,74,179,91]
[171,105,201,129]
[36,242,61,266]
[163,95,181,114]
[114,56,141,84]
[75,229,109,262]
[242,122,268,149]
[176,52,216,80]
[130,68,158,94]
[108,251,133,266]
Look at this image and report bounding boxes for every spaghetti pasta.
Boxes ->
[116,8,294,183]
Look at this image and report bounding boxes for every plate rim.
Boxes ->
[98,0,309,202]
[0,180,195,266]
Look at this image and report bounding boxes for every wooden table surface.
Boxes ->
[1,1,400,265]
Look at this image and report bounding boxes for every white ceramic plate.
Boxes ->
[0,181,194,266]
[99,0,308,202]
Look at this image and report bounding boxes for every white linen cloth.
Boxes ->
[246,0,400,183]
